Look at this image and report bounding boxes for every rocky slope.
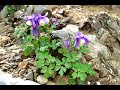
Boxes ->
[0,5,120,85]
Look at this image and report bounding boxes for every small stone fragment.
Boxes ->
[36,75,48,84]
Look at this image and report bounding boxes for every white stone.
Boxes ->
[37,75,48,84]
[0,70,40,85]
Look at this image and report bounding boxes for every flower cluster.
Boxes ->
[24,13,50,36]
[64,32,89,49]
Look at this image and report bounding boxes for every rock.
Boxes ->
[33,72,39,81]
[12,72,19,78]
[24,5,33,15]
[36,75,48,84]
[0,59,7,64]
[0,70,40,85]
[91,20,102,31]
[87,34,111,59]
[15,80,40,85]
[25,5,46,16]
[0,47,7,54]
[7,45,22,54]
[29,66,38,73]
[60,17,71,23]
[2,64,11,72]
[98,77,110,85]
[18,61,29,69]
[0,6,8,22]
[14,55,21,61]
[96,82,101,85]
[0,35,11,45]
[23,58,36,66]
[2,65,8,72]
[87,73,99,82]
[9,62,18,67]
[46,81,55,85]
[34,5,47,14]
[51,24,79,40]
[14,10,23,19]
[26,71,33,80]
[90,57,109,78]
[53,75,69,85]
[19,69,26,76]
[97,28,109,45]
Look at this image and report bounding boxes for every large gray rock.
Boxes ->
[24,5,47,16]
[51,24,79,40]
[0,6,8,22]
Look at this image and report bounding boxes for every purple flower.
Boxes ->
[64,39,70,49]
[24,13,49,27]
[79,36,89,46]
[52,18,60,26]
[39,13,50,26]
[74,32,81,48]
[31,27,39,36]
[74,32,89,48]
[24,13,50,36]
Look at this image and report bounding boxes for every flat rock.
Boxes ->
[36,75,48,84]
[0,35,10,46]
[18,61,29,69]
[0,70,40,85]
[46,81,55,85]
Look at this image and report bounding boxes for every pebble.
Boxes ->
[19,69,26,76]
[18,61,29,69]
[36,75,48,84]
[26,71,33,81]
[46,81,55,85]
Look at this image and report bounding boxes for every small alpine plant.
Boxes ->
[14,12,96,85]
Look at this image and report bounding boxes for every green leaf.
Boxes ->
[49,63,55,69]
[80,45,90,53]
[44,72,52,78]
[55,42,61,47]
[61,66,67,72]
[68,78,76,85]
[36,51,49,60]
[45,60,49,65]
[51,57,56,62]
[72,72,77,79]
[55,65,61,71]
[36,59,44,68]
[40,46,48,52]
[58,48,68,54]
[23,35,33,43]
[20,44,27,49]
[48,69,54,75]
[59,69,64,76]
[63,53,71,58]
[88,69,96,76]
[41,66,48,73]
[52,45,57,50]
[39,36,49,46]
[62,58,66,64]
[65,62,72,68]
[56,60,62,66]
[32,39,39,50]
[71,51,77,57]
[51,39,56,45]
[78,72,87,81]
[74,63,82,69]
[23,46,33,56]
